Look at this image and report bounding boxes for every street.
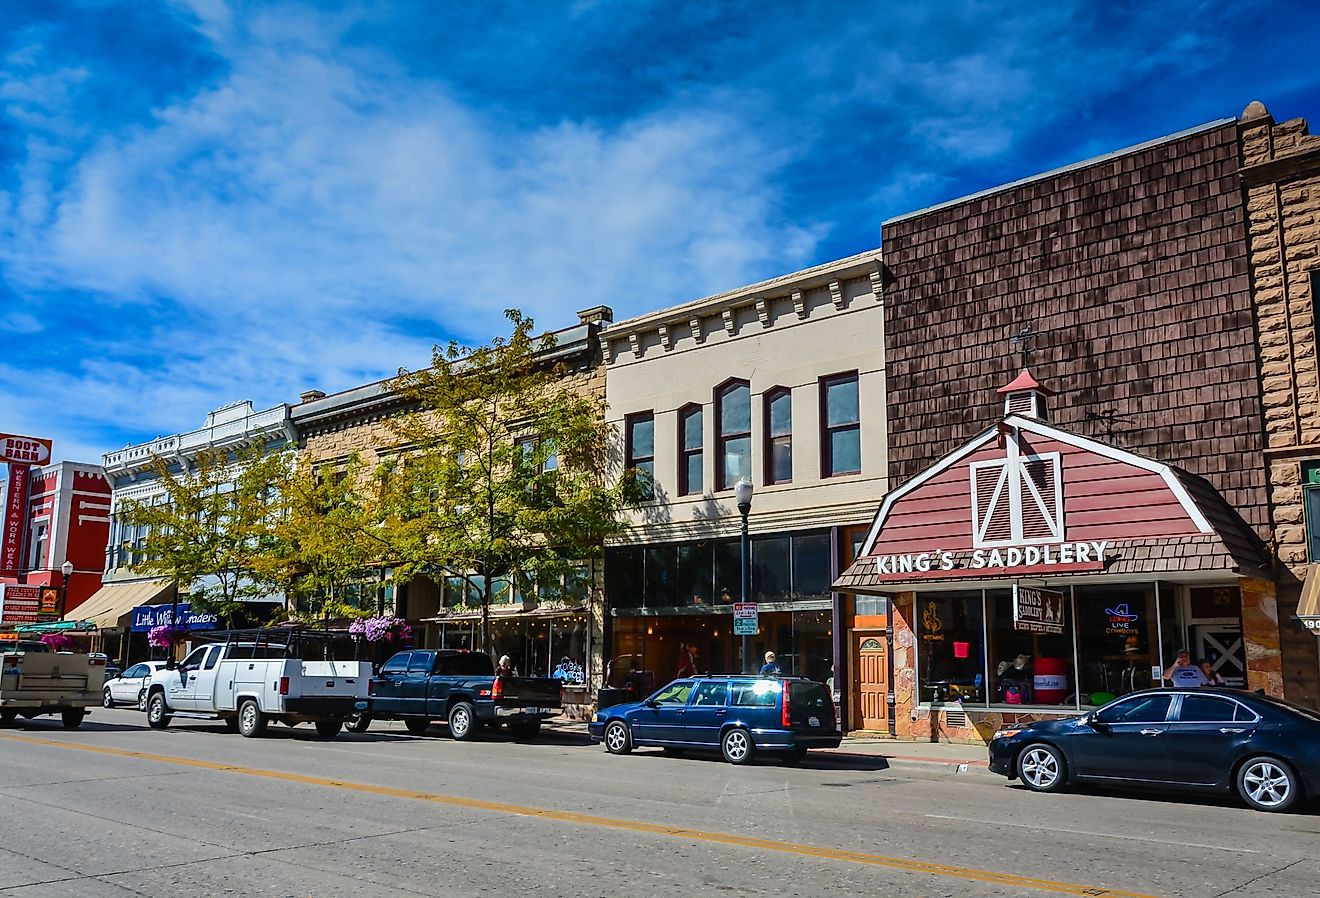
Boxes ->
[0,711,1317,897]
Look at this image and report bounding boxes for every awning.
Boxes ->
[15,620,98,633]
[1298,564,1320,632]
[63,579,174,630]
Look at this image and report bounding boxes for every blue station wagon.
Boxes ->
[588,675,841,765]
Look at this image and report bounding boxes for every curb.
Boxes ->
[816,748,994,775]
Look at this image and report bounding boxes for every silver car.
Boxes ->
[102,661,170,709]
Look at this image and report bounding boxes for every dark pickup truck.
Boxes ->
[355,649,562,740]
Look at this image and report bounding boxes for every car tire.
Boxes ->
[146,693,171,729]
[721,727,754,765]
[1237,756,1299,813]
[237,699,267,738]
[405,717,431,736]
[1017,743,1067,793]
[604,720,632,754]
[510,720,542,741]
[448,702,477,741]
[314,720,344,739]
[61,708,86,729]
[137,689,148,712]
[102,688,115,709]
[347,714,371,734]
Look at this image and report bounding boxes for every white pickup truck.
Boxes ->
[1,645,106,728]
[143,632,371,739]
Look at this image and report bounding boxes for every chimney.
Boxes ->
[997,370,1053,421]
[299,389,327,404]
[577,305,614,326]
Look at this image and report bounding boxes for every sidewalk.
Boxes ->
[542,717,993,775]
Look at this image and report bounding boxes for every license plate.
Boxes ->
[526,707,548,714]
[808,716,820,727]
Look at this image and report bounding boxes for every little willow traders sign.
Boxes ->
[1013,585,1065,635]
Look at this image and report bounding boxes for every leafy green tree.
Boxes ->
[380,309,644,654]
[260,454,386,627]
[116,445,291,627]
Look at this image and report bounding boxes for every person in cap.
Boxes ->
[759,651,782,677]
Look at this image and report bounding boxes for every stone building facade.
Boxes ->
[291,308,613,688]
[1239,101,1320,704]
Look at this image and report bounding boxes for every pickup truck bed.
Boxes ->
[358,650,562,740]
[1,651,106,728]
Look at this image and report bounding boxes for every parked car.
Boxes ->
[1,647,106,728]
[356,649,562,740]
[988,687,1320,812]
[589,675,841,765]
[102,661,169,709]
[89,653,120,680]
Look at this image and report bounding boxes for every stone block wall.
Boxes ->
[1239,101,1320,705]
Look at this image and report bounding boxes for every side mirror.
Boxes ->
[1086,714,1110,733]
[644,699,660,709]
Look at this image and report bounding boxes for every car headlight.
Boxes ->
[592,712,601,723]
[992,728,1023,740]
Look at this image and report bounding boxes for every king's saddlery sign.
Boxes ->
[1013,585,1066,635]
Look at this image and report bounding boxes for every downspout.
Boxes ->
[886,594,896,738]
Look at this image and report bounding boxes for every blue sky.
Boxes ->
[2,0,1319,464]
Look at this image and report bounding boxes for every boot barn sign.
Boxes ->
[0,435,53,466]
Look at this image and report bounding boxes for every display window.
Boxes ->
[914,591,985,704]
[1074,584,1157,703]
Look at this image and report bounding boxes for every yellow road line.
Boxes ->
[0,732,1155,898]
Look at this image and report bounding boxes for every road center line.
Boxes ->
[925,814,1258,854]
[0,732,1156,898]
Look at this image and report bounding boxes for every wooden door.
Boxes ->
[851,630,888,731]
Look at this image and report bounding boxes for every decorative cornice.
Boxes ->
[868,263,884,304]
[721,309,736,336]
[689,317,704,344]
[792,289,806,319]
[628,332,642,358]
[755,296,770,328]
[658,324,672,352]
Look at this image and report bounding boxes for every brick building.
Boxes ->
[292,308,613,687]
[1239,101,1320,703]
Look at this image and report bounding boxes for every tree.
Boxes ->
[379,309,644,655]
[259,453,385,626]
[116,445,291,627]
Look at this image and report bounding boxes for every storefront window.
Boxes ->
[605,546,644,609]
[986,588,1075,707]
[792,532,831,599]
[751,536,791,602]
[676,542,713,605]
[1074,584,1157,704]
[915,591,984,704]
[645,544,679,605]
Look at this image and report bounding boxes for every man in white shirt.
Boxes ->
[1164,649,1210,687]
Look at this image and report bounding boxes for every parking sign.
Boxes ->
[733,602,759,636]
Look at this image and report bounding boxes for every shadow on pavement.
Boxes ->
[1004,780,1320,816]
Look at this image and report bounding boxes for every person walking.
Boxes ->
[759,651,782,677]
[675,643,697,678]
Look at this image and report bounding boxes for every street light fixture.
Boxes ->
[734,478,753,672]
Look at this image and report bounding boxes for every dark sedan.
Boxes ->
[988,688,1320,812]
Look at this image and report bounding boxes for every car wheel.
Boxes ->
[314,720,343,739]
[405,717,432,736]
[721,727,754,765]
[102,688,115,709]
[1017,743,1066,793]
[146,693,171,729]
[137,689,148,712]
[448,702,476,741]
[61,708,86,729]
[237,699,267,738]
[347,714,371,734]
[1237,756,1299,812]
[604,720,632,754]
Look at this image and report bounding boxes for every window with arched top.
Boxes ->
[715,380,751,490]
[677,403,703,496]
[764,387,792,484]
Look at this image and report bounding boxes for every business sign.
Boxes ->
[867,541,1109,580]
[1,464,31,577]
[0,584,43,625]
[39,587,59,615]
[1013,585,1065,635]
[0,434,52,467]
[733,602,759,636]
[130,603,219,632]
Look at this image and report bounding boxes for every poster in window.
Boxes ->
[1013,585,1064,635]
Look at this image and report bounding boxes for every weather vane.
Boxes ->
[1008,324,1033,367]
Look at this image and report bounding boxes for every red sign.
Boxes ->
[2,464,31,577]
[1,584,42,625]
[0,434,52,466]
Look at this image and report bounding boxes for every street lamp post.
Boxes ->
[58,560,74,618]
[734,478,754,673]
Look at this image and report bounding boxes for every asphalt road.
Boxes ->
[1,709,1317,898]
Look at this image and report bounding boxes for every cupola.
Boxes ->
[997,369,1053,421]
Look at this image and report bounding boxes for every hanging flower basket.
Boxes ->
[148,624,188,649]
[40,632,75,652]
[349,615,412,644]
